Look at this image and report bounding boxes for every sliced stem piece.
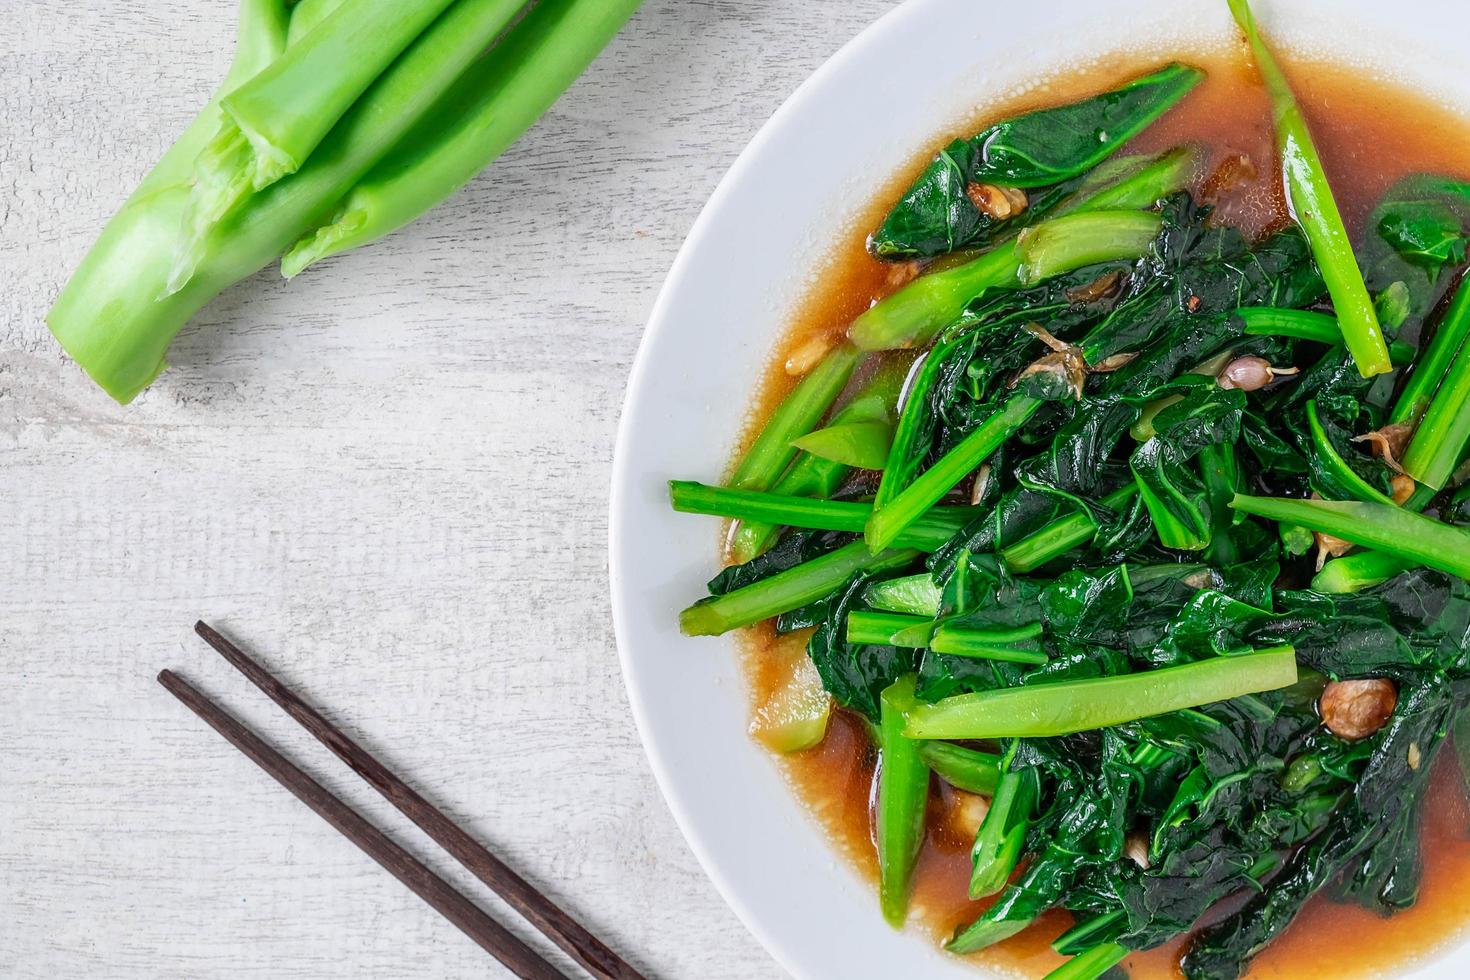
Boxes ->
[1237,307,1414,363]
[905,647,1298,740]
[1310,550,1421,593]
[1230,495,1470,579]
[865,395,1042,553]
[863,573,943,617]
[877,675,930,928]
[930,623,1047,664]
[729,343,865,491]
[679,542,920,636]
[1391,274,1470,424]
[849,244,1021,351]
[919,742,1001,796]
[669,482,975,551]
[731,364,905,562]
[1015,211,1163,285]
[1000,485,1139,573]
[1402,304,1470,489]
[850,149,1195,352]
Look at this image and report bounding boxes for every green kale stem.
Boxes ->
[862,573,943,616]
[1391,274,1470,425]
[1402,292,1470,489]
[1015,211,1163,285]
[49,0,547,402]
[966,765,1037,900]
[1228,0,1390,378]
[728,452,847,563]
[1231,494,1470,579]
[728,343,864,491]
[1236,307,1415,364]
[931,623,1048,664]
[848,148,1195,352]
[1001,485,1140,572]
[1052,910,1127,956]
[1043,943,1128,980]
[678,542,920,636]
[904,646,1298,739]
[1309,550,1420,593]
[667,481,977,551]
[729,360,907,561]
[284,0,645,276]
[877,675,929,928]
[865,395,1042,552]
[919,742,1001,795]
[174,0,473,290]
[1305,400,1394,505]
[849,244,1021,352]
[845,611,1046,664]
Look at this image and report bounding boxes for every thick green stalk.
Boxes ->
[668,482,976,551]
[1237,307,1414,364]
[1391,275,1470,424]
[1000,485,1139,573]
[966,766,1036,899]
[865,395,1042,553]
[730,363,904,562]
[1044,943,1129,980]
[728,453,848,563]
[846,612,1045,664]
[1015,211,1163,285]
[846,611,935,647]
[790,420,892,469]
[1229,0,1390,377]
[862,573,943,617]
[1305,400,1395,505]
[175,0,472,290]
[729,344,864,491]
[1231,495,1470,579]
[919,742,1001,796]
[931,624,1047,664]
[49,0,536,403]
[877,675,929,928]
[848,244,1021,352]
[905,647,1298,739]
[678,542,919,636]
[285,0,349,46]
[848,149,1195,352]
[1310,551,1420,593]
[1402,310,1470,489]
[1061,146,1198,213]
[285,0,644,275]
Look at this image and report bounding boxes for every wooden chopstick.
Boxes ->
[191,622,647,980]
[157,669,566,980]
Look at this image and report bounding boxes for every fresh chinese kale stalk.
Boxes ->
[672,6,1470,978]
[49,0,642,403]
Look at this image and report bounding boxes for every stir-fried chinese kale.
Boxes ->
[670,5,1470,979]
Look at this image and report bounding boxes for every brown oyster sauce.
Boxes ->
[735,48,1470,979]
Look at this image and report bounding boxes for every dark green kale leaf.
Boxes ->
[1181,680,1462,980]
[870,64,1203,258]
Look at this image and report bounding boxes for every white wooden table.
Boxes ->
[0,1,897,976]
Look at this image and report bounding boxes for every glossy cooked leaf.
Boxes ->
[871,64,1203,258]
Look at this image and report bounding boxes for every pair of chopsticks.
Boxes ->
[161,622,646,980]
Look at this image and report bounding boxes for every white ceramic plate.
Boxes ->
[610,1,1470,976]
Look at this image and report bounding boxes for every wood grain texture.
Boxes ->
[0,1,898,977]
